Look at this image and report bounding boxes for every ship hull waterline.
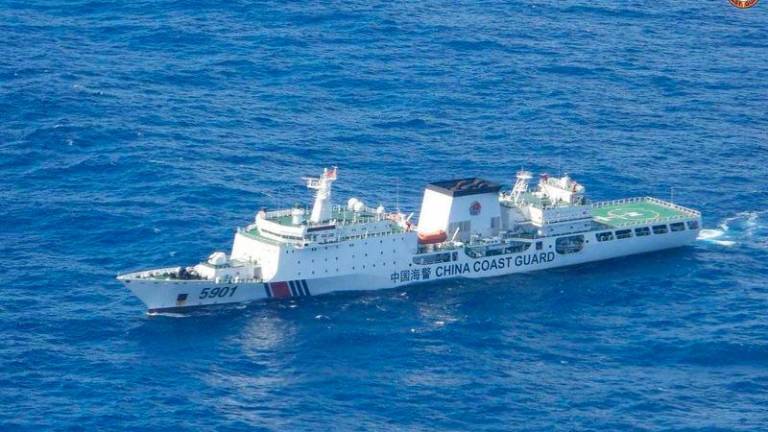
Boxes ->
[120,229,698,314]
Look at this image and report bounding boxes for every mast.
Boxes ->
[512,170,532,204]
[305,166,338,223]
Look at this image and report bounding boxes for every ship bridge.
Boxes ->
[239,167,411,247]
[242,206,405,246]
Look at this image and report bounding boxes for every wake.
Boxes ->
[697,210,767,248]
[146,311,189,318]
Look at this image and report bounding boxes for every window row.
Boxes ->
[596,220,698,242]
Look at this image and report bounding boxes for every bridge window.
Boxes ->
[653,225,668,234]
[615,229,632,239]
[687,220,699,230]
[670,222,686,232]
[596,232,614,242]
[556,235,585,254]
[635,227,651,237]
[260,228,305,241]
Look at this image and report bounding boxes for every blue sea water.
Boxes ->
[2,0,768,430]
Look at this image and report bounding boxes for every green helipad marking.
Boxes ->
[591,200,687,227]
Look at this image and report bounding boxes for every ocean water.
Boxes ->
[2,0,767,430]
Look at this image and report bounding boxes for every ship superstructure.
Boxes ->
[118,167,701,313]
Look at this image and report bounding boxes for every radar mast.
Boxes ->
[305,167,338,223]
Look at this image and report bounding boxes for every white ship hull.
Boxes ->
[121,227,699,313]
[119,168,703,313]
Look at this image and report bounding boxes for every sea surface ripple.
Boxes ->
[1,1,767,431]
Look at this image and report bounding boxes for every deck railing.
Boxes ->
[264,209,295,218]
[643,196,702,217]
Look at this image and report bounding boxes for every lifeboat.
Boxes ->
[417,230,447,244]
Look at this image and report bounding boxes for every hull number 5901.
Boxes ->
[200,286,238,299]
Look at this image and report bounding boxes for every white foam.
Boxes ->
[697,229,736,247]
[697,229,724,240]
[147,312,188,318]
[699,210,768,248]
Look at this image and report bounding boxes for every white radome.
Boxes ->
[207,252,228,266]
[347,198,360,211]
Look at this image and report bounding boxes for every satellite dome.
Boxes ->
[347,198,360,211]
[208,251,228,266]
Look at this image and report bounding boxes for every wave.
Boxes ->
[698,210,767,248]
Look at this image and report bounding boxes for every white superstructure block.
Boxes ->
[417,178,502,241]
[538,175,585,205]
[417,189,454,233]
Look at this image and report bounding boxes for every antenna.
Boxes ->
[396,178,400,213]
[451,227,461,242]
[670,186,675,204]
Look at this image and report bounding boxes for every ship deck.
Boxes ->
[591,198,695,228]
[267,208,382,227]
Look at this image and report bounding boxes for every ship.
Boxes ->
[117,167,702,313]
